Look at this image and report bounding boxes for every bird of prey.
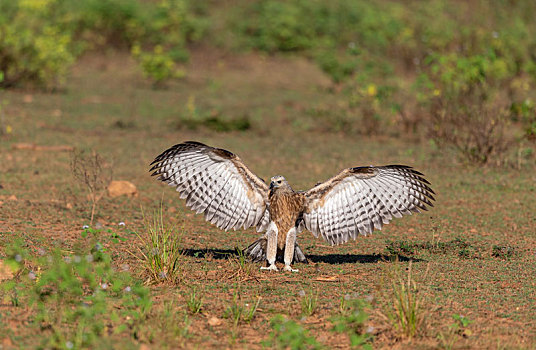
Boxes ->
[150,141,435,272]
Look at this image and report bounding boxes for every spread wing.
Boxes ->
[302,165,435,245]
[150,141,270,231]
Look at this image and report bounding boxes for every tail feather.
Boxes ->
[245,237,267,262]
[245,237,308,264]
[293,244,307,263]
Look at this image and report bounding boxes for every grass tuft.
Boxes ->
[227,247,256,281]
[380,261,428,339]
[186,287,203,315]
[223,289,261,327]
[134,206,183,284]
[299,288,318,317]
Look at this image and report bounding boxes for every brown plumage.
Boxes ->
[150,141,435,272]
[269,187,305,249]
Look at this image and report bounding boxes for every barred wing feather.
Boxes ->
[303,165,435,245]
[150,141,270,231]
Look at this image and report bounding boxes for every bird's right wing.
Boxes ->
[150,141,270,231]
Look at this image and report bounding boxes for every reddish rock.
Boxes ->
[107,180,138,198]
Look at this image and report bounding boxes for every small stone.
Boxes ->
[107,180,138,198]
[208,316,222,327]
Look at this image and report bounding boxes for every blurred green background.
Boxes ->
[1,0,535,164]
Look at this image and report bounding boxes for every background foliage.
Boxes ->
[1,0,534,163]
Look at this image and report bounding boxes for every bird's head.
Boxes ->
[269,175,289,190]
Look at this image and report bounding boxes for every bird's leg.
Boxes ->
[260,222,278,271]
[283,227,299,272]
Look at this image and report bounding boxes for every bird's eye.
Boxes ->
[277,180,282,184]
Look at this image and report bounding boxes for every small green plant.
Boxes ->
[1,240,151,349]
[384,239,417,256]
[262,315,323,350]
[71,149,113,225]
[223,290,261,327]
[242,296,261,324]
[186,287,203,315]
[437,314,473,349]
[491,245,517,260]
[135,206,184,284]
[380,261,427,338]
[331,298,373,349]
[299,289,318,317]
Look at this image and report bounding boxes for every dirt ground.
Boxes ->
[1,49,535,349]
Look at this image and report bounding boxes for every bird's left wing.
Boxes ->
[150,141,270,231]
[302,165,435,245]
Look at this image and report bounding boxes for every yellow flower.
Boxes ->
[367,84,377,97]
[6,125,12,134]
[433,89,441,96]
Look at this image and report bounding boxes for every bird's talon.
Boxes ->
[260,265,278,271]
[283,265,299,272]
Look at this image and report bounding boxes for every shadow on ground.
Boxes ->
[306,253,417,264]
[180,249,419,264]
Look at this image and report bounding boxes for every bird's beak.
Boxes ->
[269,182,274,190]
